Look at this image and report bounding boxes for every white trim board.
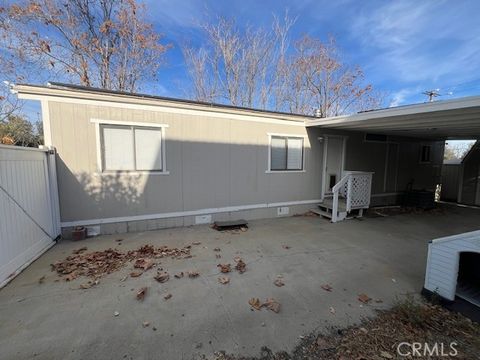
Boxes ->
[90,119,169,128]
[20,93,307,127]
[60,199,322,227]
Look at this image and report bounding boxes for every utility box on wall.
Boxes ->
[277,207,289,216]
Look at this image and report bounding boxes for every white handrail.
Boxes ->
[331,174,349,222]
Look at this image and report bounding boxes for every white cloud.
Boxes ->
[351,0,480,84]
[389,87,422,107]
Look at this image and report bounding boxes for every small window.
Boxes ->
[269,135,304,171]
[101,124,163,171]
[420,145,431,163]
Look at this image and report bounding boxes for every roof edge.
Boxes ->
[306,95,480,127]
[14,82,311,123]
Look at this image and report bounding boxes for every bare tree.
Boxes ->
[183,15,295,109]
[283,35,381,117]
[0,51,23,122]
[184,16,381,116]
[0,0,170,92]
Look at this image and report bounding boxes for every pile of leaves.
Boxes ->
[51,248,127,281]
[51,244,192,281]
[207,298,480,360]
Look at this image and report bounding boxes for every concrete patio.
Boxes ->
[0,204,479,360]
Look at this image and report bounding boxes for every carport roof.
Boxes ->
[306,95,480,140]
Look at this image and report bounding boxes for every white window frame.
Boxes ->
[419,143,432,164]
[91,119,169,175]
[266,133,306,173]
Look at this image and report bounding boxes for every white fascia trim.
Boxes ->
[60,199,322,227]
[90,119,169,128]
[19,93,306,127]
[306,95,480,127]
[41,100,53,146]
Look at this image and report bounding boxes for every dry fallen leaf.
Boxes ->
[142,321,150,328]
[134,258,154,271]
[174,272,184,279]
[164,293,172,300]
[213,247,221,252]
[264,298,281,313]
[136,287,147,301]
[188,271,199,278]
[217,263,231,273]
[274,279,285,287]
[234,258,246,273]
[154,271,169,283]
[282,245,291,250]
[249,298,262,310]
[358,293,372,304]
[218,276,230,285]
[329,306,336,314]
[321,284,333,292]
[130,270,143,278]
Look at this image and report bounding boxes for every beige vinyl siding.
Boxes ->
[48,101,323,224]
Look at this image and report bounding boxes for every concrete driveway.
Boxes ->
[1,204,479,360]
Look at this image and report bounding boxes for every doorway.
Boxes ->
[456,251,480,306]
[322,135,346,195]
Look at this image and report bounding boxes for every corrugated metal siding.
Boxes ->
[424,230,480,300]
[0,146,58,287]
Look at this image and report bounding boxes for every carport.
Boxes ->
[306,96,480,308]
[306,95,480,211]
[306,95,480,140]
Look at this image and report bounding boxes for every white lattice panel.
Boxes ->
[349,174,372,209]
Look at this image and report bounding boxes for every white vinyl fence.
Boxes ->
[0,145,60,287]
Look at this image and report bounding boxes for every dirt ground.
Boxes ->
[209,297,480,360]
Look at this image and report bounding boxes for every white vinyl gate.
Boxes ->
[0,145,60,288]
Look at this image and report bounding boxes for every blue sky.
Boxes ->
[19,0,480,120]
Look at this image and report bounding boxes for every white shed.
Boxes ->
[424,230,480,306]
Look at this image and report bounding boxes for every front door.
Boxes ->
[323,136,345,195]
